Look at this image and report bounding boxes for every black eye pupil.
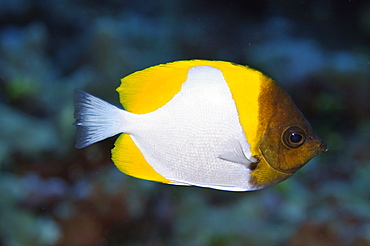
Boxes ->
[282,126,306,148]
[290,133,302,143]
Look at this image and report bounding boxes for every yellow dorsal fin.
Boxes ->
[112,133,170,183]
[117,60,238,114]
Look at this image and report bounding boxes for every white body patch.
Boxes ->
[127,66,254,191]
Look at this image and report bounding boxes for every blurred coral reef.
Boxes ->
[0,0,369,245]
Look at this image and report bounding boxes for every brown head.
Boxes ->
[249,76,328,189]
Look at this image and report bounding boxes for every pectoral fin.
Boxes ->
[218,141,258,168]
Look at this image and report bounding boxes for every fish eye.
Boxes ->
[282,126,306,148]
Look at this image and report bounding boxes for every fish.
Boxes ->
[73,60,327,191]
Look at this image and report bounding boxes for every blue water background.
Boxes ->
[0,1,369,245]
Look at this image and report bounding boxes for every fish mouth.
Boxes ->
[319,141,329,153]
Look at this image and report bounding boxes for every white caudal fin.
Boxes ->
[73,89,128,149]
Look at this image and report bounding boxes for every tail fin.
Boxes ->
[73,89,126,149]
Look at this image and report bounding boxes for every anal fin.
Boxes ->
[112,134,170,184]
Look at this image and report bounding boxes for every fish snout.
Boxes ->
[318,140,329,153]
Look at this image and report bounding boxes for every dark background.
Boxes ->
[0,0,369,245]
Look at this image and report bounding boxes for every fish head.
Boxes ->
[249,79,327,189]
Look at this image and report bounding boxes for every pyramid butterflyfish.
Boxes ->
[73,60,327,191]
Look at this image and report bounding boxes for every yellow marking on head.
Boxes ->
[217,64,265,154]
[112,133,170,183]
[117,60,264,153]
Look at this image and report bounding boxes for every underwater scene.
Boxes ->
[0,0,369,245]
